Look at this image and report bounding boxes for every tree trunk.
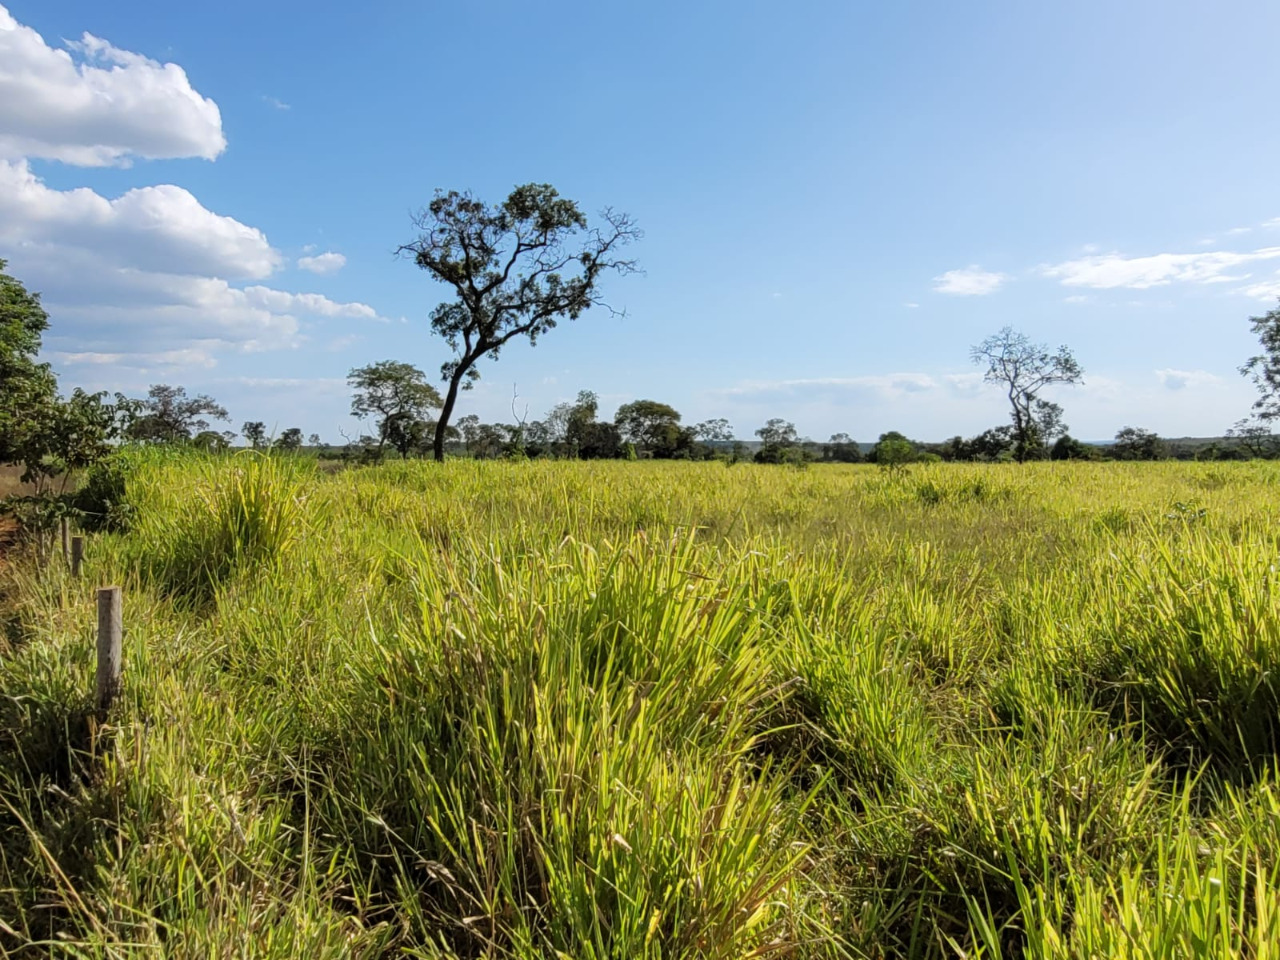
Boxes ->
[433,372,465,463]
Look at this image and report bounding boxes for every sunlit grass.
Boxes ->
[3,455,1280,956]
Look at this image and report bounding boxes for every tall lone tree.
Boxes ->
[398,183,640,462]
[1241,301,1280,421]
[971,327,1083,462]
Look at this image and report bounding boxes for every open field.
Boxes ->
[3,454,1280,957]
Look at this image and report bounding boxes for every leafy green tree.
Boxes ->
[127,384,229,443]
[1226,418,1279,459]
[348,360,443,458]
[242,421,267,449]
[193,430,234,452]
[398,183,640,461]
[1112,426,1168,461]
[1050,435,1095,460]
[754,419,803,464]
[870,431,917,471]
[823,432,862,463]
[275,427,304,451]
[1241,301,1280,421]
[693,418,734,443]
[971,327,1083,462]
[615,399,689,457]
[0,258,57,465]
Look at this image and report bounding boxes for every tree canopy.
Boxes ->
[127,385,229,443]
[0,258,57,464]
[1242,301,1280,421]
[348,360,444,459]
[971,327,1083,462]
[398,183,640,461]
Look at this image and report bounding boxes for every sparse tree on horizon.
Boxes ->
[971,327,1083,462]
[127,384,229,444]
[242,421,267,449]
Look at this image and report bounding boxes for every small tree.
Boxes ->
[615,400,685,457]
[348,360,443,459]
[871,431,916,472]
[693,419,734,443]
[1226,418,1279,459]
[1112,426,1167,461]
[242,421,267,449]
[193,430,232,452]
[823,432,863,463]
[1241,301,1280,421]
[398,184,640,462]
[971,327,1083,462]
[754,419,801,464]
[275,427,304,452]
[128,384,229,443]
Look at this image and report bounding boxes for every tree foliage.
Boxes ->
[1242,302,1280,421]
[127,385,229,443]
[971,327,1083,462]
[1112,426,1168,461]
[242,421,267,449]
[0,258,57,464]
[398,183,640,461]
[348,360,443,458]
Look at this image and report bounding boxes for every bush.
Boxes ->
[71,458,133,533]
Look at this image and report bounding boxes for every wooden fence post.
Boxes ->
[96,586,122,714]
[60,516,70,564]
[70,536,84,578]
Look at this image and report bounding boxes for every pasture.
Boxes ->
[2,454,1280,957]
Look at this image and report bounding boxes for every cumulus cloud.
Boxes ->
[0,4,224,166]
[2,166,387,362]
[0,6,388,377]
[1156,368,1221,390]
[297,251,347,274]
[1043,247,1280,290]
[932,266,1007,296]
[0,159,279,278]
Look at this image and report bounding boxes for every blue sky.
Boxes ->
[4,1,1280,443]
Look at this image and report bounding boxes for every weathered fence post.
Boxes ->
[70,536,84,578]
[96,586,122,714]
[60,516,70,564]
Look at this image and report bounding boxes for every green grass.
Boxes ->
[3,454,1280,956]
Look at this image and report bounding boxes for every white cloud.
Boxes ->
[297,251,347,274]
[718,373,947,404]
[1156,369,1221,391]
[1043,247,1280,290]
[1242,276,1280,301]
[932,265,1007,296]
[261,96,290,111]
[0,159,279,279]
[0,6,388,379]
[52,347,218,370]
[904,302,920,308]
[0,4,224,166]
[1063,295,1089,304]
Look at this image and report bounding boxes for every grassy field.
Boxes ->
[3,453,1280,957]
